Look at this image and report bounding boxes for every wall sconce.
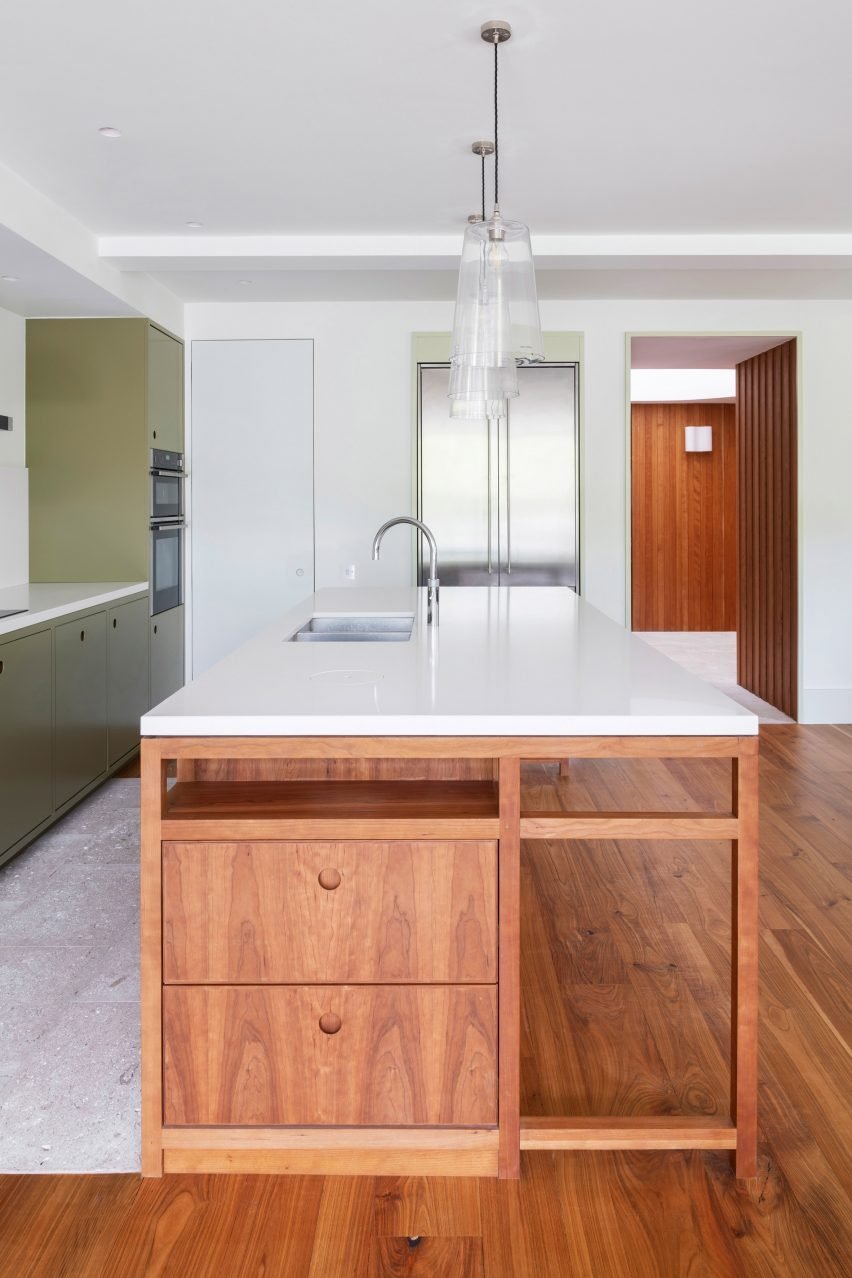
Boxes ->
[684,425,712,452]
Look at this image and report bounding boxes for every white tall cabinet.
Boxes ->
[190,340,314,675]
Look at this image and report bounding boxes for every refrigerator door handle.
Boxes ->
[487,417,494,574]
[505,413,512,575]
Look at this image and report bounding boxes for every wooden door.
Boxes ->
[736,339,797,718]
[631,402,737,631]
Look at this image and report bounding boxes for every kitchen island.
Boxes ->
[140,587,758,1180]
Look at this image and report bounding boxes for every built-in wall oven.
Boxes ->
[150,448,184,521]
[150,449,185,616]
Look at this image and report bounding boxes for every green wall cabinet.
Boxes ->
[148,326,184,451]
[108,597,150,767]
[0,629,53,861]
[54,612,108,809]
[27,318,184,582]
[150,605,185,708]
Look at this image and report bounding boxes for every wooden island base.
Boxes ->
[141,734,759,1181]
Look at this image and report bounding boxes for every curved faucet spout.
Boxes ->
[371,516,440,625]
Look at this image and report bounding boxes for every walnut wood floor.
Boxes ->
[1,725,850,1277]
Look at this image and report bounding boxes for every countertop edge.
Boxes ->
[140,714,759,738]
[0,582,149,638]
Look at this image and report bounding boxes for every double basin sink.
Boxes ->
[290,614,415,643]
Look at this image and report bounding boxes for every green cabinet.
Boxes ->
[27,318,184,582]
[108,597,150,767]
[0,629,53,861]
[148,325,184,452]
[54,612,108,808]
[150,605,185,708]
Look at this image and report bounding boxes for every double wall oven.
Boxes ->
[150,448,185,616]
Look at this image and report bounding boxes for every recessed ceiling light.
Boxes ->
[1,275,18,282]
[186,221,203,229]
[98,126,122,138]
[238,279,252,285]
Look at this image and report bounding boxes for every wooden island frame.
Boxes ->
[141,732,759,1181]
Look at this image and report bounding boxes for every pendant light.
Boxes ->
[449,140,517,421]
[448,18,544,411]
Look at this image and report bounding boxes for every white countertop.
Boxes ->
[0,582,148,638]
[142,586,757,738]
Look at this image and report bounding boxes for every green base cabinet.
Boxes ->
[150,605,185,708]
[0,630,53,858]
[108,597,150,767]
[0,591,150,867]
[54,612,108,809]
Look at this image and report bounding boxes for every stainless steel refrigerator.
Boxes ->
[417,362,579,589]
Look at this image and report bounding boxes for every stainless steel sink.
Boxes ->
[290,614,414,643]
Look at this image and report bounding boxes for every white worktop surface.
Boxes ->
[0,582,148,638]
[142,586,757,738]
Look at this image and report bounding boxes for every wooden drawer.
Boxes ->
[162,840,497,984]
[163,984,497,1127]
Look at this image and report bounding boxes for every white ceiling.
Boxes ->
[1,0,852,239]
[0,224,137,317]
[631,334,792,370]
[3,2,852,309]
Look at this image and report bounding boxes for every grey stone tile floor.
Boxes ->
[0,779,141,1172]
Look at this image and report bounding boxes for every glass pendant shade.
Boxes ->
[447,355,518,408]
[450,215,544,370]
[449,396,508,421]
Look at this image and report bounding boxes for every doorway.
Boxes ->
[628,334,799,722]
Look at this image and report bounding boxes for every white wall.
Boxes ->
[185,297,852,723]
[0,303,27,587]
[185,302,452,595]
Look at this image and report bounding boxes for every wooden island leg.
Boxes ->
[140,739,165,1177]
[732,748,760,1178]
[498,756,521,1179]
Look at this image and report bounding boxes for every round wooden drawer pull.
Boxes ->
[319,1012,342,1035]
[317,867,341,891]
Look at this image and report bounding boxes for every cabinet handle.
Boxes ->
[80,630,85,642]
[317,867,341,891]
[113,618,117,629]
[318,1012,342,1035]
[153,430,157,439]
[153,625,158,635]
[0,660,4,675]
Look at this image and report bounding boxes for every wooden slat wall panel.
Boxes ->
[736,340,798,718]
[631,402,737,631]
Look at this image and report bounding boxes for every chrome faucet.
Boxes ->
[372,516,440,625]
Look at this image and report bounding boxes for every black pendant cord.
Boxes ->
[493,40,499,210]
[481,153,486,222]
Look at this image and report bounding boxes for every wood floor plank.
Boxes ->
[480,1152,595,1278]
[306,1176,375,1278]
[763,927,852,1053]
[373,1176,482,1238]
[555,983,680,1116]
[373,1235,484,1276]
[559,1149,748,1277]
